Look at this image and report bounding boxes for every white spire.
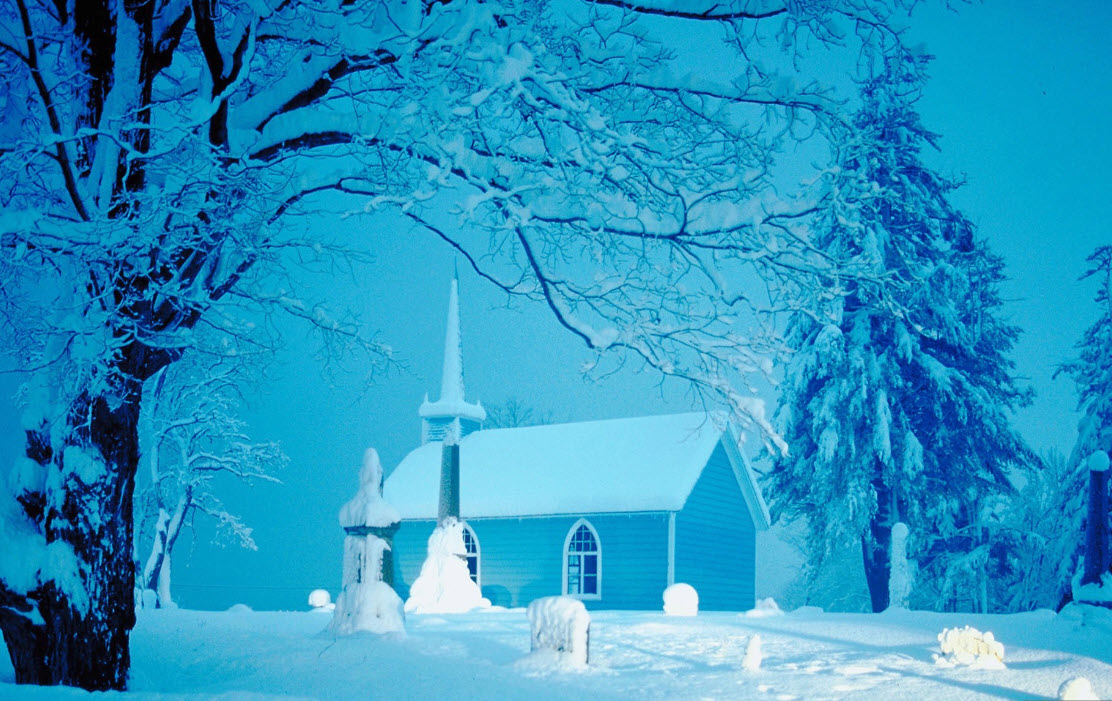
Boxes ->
[420,273,486,432]
[439,275,465,404]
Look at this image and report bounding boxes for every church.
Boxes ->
[383,278,770,611]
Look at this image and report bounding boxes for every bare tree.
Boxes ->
[484,398,555,429]
[134,358,284,610]
[0,0,921,689]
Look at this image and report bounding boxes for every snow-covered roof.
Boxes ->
[385,412,768,524]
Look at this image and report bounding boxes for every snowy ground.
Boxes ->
[2,604,1111,700]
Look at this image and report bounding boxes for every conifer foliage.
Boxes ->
[768,57,1033,612]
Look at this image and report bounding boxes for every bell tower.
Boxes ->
[419,273,486,444]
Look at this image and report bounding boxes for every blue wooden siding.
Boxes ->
[391,513,669,610]
[673,441,756,610]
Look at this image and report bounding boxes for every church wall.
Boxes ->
[673,442,757,610]
[391,512,670,610]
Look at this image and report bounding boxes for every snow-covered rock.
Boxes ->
[525,596,590,667]
[663,583,698,616]
[934,626,1005,669]
[405,518,490,614]
[1059,676,1099,700]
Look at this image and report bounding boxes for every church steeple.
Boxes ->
[419,273,486,444]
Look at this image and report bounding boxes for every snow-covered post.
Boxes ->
[888,522,913,609]
[1081,450,1110,587]
[330,449,404,635]
[527,596,591,667]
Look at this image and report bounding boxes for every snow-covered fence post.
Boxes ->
[1081,450,1110,588]
[527,596,590,666]
[330,449,405,635]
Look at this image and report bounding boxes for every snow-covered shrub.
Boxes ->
[663,583,698,616]
[405,518,491,614]
[331,580,405,635]
[742,634,762,671]
[1059,677,1099,700]
[308,589,333,610]
[526,596,590,667]
[933,626,1005,669]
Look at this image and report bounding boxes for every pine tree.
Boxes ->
[1058,245,1112,596]
[768,57,1033,612]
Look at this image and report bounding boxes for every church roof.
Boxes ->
[385,412,769,524]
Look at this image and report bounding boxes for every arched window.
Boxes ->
[563,519,601,599]
[462,523,480,587]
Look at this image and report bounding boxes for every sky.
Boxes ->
[1,0,1109,611]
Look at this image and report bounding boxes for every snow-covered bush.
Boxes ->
[934,626,1005,669]
[405,518,490,614]
[526,596,591,667]
[663,583,699,616]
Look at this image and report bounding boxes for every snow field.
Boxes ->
[1,604,1110,700]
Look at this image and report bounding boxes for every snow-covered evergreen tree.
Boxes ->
[767,56,1033,612]
[1058,245,1112,595]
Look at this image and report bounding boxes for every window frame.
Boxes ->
[461,522,481,588]
[562,518,602,601]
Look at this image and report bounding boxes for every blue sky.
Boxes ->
[1,0,1109,610]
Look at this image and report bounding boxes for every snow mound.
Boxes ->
[663,583,698,616]
[308,589,333,610]
[743,598,784,618]
[933,626,1005,669]
[331,580,404,635]
[405,518,490,614]
[742,634,762,671]
[1059,676,1099,700]
[524,596,590,668]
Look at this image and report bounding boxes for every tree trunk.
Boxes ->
[1,390,141,690]
[862,477,895,613]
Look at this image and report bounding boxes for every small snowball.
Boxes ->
[1059,677,1098,700]
[663,583,699,616]
[308,589,332,609]
[742,634,762,671]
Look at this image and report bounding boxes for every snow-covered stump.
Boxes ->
[887,522,913,610]
[330,449,404,635]
[527,596,591,667]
